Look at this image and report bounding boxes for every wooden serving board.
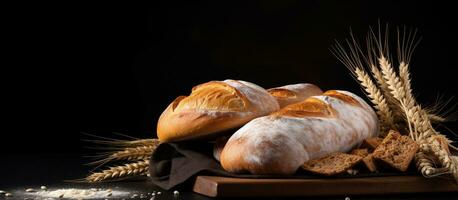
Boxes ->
[193,175,458,197]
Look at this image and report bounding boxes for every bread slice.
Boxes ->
[362,154,378,172]
[301,152,363,176]
[360,137,383,150]
[350,148,369,157]
[372,130,419,172]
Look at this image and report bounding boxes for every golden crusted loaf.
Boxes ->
[157,80,280,142]
[220,90,379,175]
[268,83,323,108]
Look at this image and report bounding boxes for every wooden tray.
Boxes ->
[193,175,458,197]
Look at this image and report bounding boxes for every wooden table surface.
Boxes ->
[193,175,458,197]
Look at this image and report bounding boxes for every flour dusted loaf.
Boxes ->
[212,83,323,160]
[267,83,323,108]
[220,90,379,174]
[157,80,280,142]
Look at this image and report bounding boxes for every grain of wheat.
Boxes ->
[86,160,150,182]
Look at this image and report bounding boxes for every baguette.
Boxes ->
[157,80,280,142]
[220,90,379,174]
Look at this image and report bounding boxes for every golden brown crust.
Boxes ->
[220,90,379,175]
[268,83,323,108]
[157,80,279,142]
[273,97,335,118]
[267,88,297,98]
[323,90,361,107]
[213,136,229,162]
[177,81,247,112]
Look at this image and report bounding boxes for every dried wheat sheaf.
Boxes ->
[331,24,458,180]
[82,133,160,182]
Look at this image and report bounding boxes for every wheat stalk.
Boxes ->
[369,64,404,127]
[331,34,395,133]
[354,67,395,133]
[87,145,157,166]
[109,145,156,161]
[85,160,150,182]
[82,136,161,182]
[333,24,458,180]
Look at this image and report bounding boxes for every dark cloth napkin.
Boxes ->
[148,142,413,190]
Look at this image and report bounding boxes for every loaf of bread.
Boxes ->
[157,80,280,142]
[267,83,323,108]
[220,90,379,174]
[213,136,229,162]
[212,83,323,161]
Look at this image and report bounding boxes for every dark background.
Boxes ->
[3,1,458,156]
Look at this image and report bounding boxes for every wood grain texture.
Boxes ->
[193,175,458,197]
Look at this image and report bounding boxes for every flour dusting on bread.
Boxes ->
[221,90,379,174]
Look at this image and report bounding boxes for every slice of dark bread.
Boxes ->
[301,152,363,176]
[362,154,377,172]
[360,137,383,151]
[372,130,419,172]
[350,148,369,157]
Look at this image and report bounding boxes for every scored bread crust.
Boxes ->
[157,80,280,142]
[220,90,379,175]
[267,83,323,108]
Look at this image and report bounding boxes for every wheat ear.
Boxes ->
[331,35,395,133]
[334,24,458,180]
[85,160,150,182]
[354,68,394,133]
[87,145,157,166]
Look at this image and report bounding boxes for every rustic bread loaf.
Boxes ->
[213,136,229,162]
[220,90,379,174]
[157,80,280,142]
[267,83,323,108]
[212,83,323,161]
[301,152,363,176]
[372,130,419,172]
